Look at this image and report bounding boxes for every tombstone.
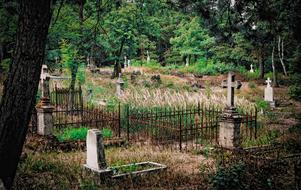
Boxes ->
[127,60,131,68]
[219,72,242,149]
[124,56,127,68]
[116,73,125,97]
[264,77,276,108]
[84,129,113,182]
[147,50,150,63]
[185,57,189,67]
[250,64,254,73]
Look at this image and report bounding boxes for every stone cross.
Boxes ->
[40,65,51,98]
[250,64,254,73]
[266,77,272,87]
[264,77,275,107]
[221,72,242,108]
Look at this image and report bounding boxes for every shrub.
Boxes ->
[288,85,301,101]
[210,162,247,190]
[255,100,270,112]
[101,128,113,139]
[54,127,88,142]
[245,70,260,81]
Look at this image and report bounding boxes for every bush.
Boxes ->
[255,100,270,112]
[245,70,260,81]
[54,127,114,142]
[210,162,247,190]
[54,127,88,142]
[288,85,301,101]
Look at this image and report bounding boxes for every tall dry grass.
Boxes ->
[121,87,255,112]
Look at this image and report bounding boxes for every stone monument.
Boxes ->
[84,129,113,181]
[147,50,150,63]
[116,73,125,97]
[264,77,275,108]
[124,56,127,68]
[250,64,254,73]
[219,72,242,149]
[36,65,54,136]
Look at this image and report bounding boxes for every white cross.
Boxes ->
[266,77,272,87]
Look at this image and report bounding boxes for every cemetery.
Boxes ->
[0,1,301,190]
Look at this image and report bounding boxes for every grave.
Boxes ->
[36,65,54,136]
[116,73,125,97]
[219,72,242,149]
[250,64,254,73]
[84,129,167,183]
[84,129,113,183]
[264,77,276,108]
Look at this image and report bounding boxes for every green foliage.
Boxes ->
[54,127,113,142]
[210,162,247,190]
[242,129,281,147]
[255,100,270,112]
[54,127,88,142]
[101,128,113,139]
[245,70,260,81]
[0,58,11,73]
[288,85,301,101]
[288,74,301,101]
[248,81,257,89]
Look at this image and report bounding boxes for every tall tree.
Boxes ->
[0,0,54,189]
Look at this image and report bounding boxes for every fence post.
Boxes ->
[126,105,130,142]
[255,107,258,139]
[179,114,182,152]
[118,103,121,138]
[55,83,58,108]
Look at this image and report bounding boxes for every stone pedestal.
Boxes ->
[36,97,54,136]
[116,74,124,97]
[218,108,242,149]
[84,129,113,183]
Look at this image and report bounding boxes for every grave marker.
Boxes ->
[264,77,275,108]
[116,73,125,97]
[84,129,113,182]
[219,72,242,149]
[250,64,254,73]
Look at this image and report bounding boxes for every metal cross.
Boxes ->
[221,72,242,108]
[266,77,272,87]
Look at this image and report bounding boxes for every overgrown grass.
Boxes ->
[53,127,113,142]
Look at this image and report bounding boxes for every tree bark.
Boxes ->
[278,36,288,76]
[272,44,278,87]
[0,0,53,189]
[259,46,265,79]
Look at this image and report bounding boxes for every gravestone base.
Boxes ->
[219,107,242,149]
[36,99,54,136]
[83,165,113,184]
[268,101,276,108]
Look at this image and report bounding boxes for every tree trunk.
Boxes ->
[0,0,53,189]
[259,48,265,79]
[278,36,288,76]
[272,45,278,87]
[112,38,125,79]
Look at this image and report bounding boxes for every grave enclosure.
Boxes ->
[29,71,259,151]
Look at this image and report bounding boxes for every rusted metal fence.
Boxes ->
[125,104,258,151]
[50,84,83,111]
[53,104,121,138]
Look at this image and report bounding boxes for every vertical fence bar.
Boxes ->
[126,105,130,142]
[118,103,121,138]
[179,113,182,152]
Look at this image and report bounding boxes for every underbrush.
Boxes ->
[53,127,113,142]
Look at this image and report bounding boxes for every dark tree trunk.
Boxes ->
[0,0,53,189]
[259,49,265,79]
[112,38,125,79]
